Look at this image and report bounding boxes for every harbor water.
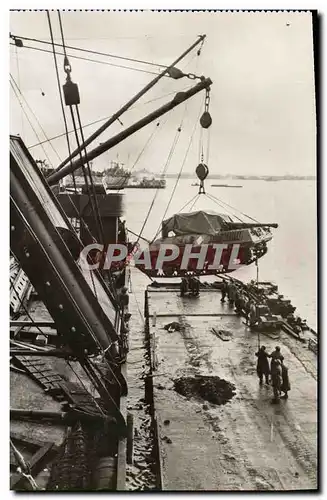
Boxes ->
[123,178,317,330]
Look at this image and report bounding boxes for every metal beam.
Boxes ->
[50,35,206,175]
[10,349,73,358]
[47,77,212,185]
[10,136,120,355]
[10,320,56,328]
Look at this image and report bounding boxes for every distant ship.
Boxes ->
[127,177,166,189]
[211,184,243,188]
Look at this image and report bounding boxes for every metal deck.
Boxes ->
[144,278,317,491]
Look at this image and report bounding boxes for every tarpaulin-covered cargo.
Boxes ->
[162,210,234,237]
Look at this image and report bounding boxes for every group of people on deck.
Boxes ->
[180,276,200,297]
[220,279,257,326]
[220,279,291,404]
[255,345,291,403]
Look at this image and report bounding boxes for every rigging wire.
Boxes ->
[125,228,150,244]
[116,118,166,193]
[74,104,121,301]
[122,41,203,205]
[10,42,170,78]
[177,193,199,214]
[75,106,106,243]
[204,192,244,222]
[27,85,194,149]
[141,45,206,242]
[56,10,104,248]
[144,192,200,240]
[135,122,182,245]
[15,44,24,140]
[10,79,54,168]
[188,193,201,212]
[47,10,107,300]
[11,19,117,317]
[67,359,106,417]
[56,46,102,254]
[206,191,259,222]
[151,96,205,243]
[10,74,62,163]
[57,10,118,301]
[10,33,168,69]
[46,10,79,198]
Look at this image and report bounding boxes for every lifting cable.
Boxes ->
[151,96,205,244]
[56,11,105,246]
[57,10,110,299]
[188,193,201,212]
[127,41,201,209]
[116,117,166,193]
[46,11,79,203]
[178,193,200,213]
[68,105,104,245]
[206,191,259,223]
[135,100,188,245]
[47,11,100,299]
[205,193,244,222]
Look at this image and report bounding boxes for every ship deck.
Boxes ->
[129,268,317,491]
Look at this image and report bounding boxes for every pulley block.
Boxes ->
[167,67,184,79]
[196,163,209,181]
[200,111,212,129]
[63,80,80,106]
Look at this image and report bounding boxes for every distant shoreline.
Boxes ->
[164,175,316,181]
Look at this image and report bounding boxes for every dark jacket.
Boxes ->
[281,365,291,392]
[270,351,284,373]
[255,349,270,374]
[271,364,282,389]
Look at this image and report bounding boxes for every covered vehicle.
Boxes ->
[135,210,277,278]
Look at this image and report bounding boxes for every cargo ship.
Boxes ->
[10,18,317,493]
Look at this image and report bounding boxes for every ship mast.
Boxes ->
[48,78,212,185]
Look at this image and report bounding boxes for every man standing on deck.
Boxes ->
[190,276,200,296]
[270,346,284,372]
[235,289,245,315]
[180,276,189,297]
[280,363,291,399]
[255,345,270,385]
[271,359,283,403]
[220,279,228,302]
[228,282,237,305]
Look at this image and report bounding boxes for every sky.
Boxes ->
[9,10,316,176]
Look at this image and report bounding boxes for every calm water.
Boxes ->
[122,179,317,330]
